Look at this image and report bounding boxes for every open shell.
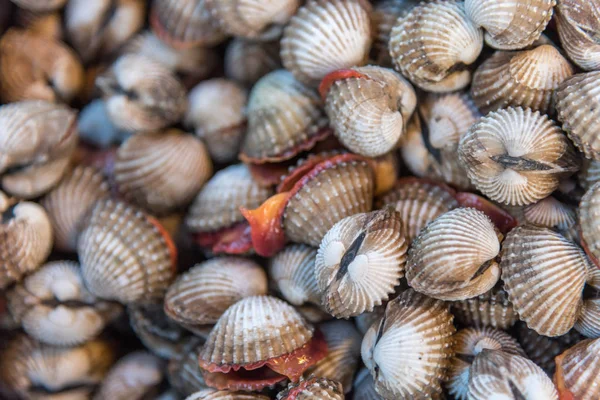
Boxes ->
[554,338,600,400]
[225,38,281,86]
[451,286,519,330]
[269,244,321,307]
[186,389,269,400]
[556,0,600,71]
[276,377,344,400]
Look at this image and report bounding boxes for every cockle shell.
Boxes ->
[225,38,281,86]
[78,198,177,304]
[579,159,600,190]
[451,286,519,330]
[406,207,501,301]
[576,266,600,338]
[276,377,344,400]
[96,54,188,132]
[186,389,269,400]
[389,0,484,92]
[501,225,590,336]
[269,244,321,307]
[361,289,455,399]
[371,0,419,66]
[579,182,600,266]
[164,257,268,332]
[555,0,600,71]
[555,71,600,161]
[315,208,408,318]
[523,195,578,242]
[280,0,372,87]
[352,368,382,400]
[0,28,84,103]
[465,0,556,50]
[458,107,579,206]
[10,0,66,12]
[554,338,600,400]
[471,45,575,114]
[321,66,417,157]
[185,79,247,163]
[167,337,208,396]
[41,166,109,252]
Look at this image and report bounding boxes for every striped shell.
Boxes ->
[225,38,281,86]
[471,45,575,114]
[186,389,269,400]
[276,377,344,400]
[458,107,579,206]
[576,267,600,338]
[501,225,590,336]
[554,338,600,400]
[579,160,600,190]
[523,196,578,241]
[185,79,247,163]
[389,0,483,92]
[361,289,455,399]
[280,0,372,87]
[556,0,600,71]
[241,70,328,163]
[97,54,188,132]
[167,337,207,396]
[78,199,176,304]
[371,0,419,66]
[269,244,321,307]
[41,166,109,252]
[352,368,382,400]
[164,257,268,331]
[315,208,408,318]
[555,71,600,160]
[580,182,600,266]
[451,286,519,330]
[465,0,556,50]
[323,66,416,157]
[11,0,66,11]
[406,208,501,301]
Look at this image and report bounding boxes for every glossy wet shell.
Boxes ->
[315,208,408,318]
[269,244,321,306]
[167,337,207,396]
[276,377,344,400]
[186,389,270,400]
[451,286,519,330]
[280,0,372,86]
[361,289,455,399]
[554,338,600,400]
[458,107,579,206]
[225,38,281,86]
[580,182,600,265]
[556,0,600,71]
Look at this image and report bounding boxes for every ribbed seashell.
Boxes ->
[315,208,408,318]
[555,0,600,71]
[322,66,417,157]
[579,160,600,190]
[361,289,455,399]
[501,225,590,336]
[167,337,208,396]
[406,208,501,301]
[371,0,419,66]
[465,0,556,50]
[114,130,212,215]
[523,195,578,241]
[93,351,164,400]
[276,377,344,400]
[0,28,84,103]
[240,70,328,163]
[96,54,188,132]
[3,155,72,200]
[0,201,53,289]
[78,198,177,304]
[225,38,281,86]
[16,9,62,39]
[554,338,600,400]
[389,0,484,92]
[352,368,382,400]
[471,45,575,114]
[304,320,361,393]
[186,164,274,233]
[186,389,269,400]
[7,261,121,346]
[354,305,385,335]
[185,79,247,163]
[447,327,525,400]
[458,107,579,206]
[164,257,268,331]
[576,266,600,338]
[579,182,600,266]
[269,244,321,307]
[555,71,600,160]
[451,286,519,330]
[280,0,372,87]
[41,166,109,252]
[468,351,558,399]
[10,0,66,12]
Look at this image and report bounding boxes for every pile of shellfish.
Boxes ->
[1,0,600,399]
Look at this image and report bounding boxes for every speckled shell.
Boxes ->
[225,38,281,86]
[523,196,578,241]
[269,244,321,307]
[554,338,600,400]
[451,286,520,330]
[580,182,600,265]
[458,107,579,206]
[352,368,382,400]
[406,208,501,301]
[361,289,455,399]
[465,0,556,50]
[0,201,53,289]
[78,199,176,304]
[241,70,328,162]
[185,79,247,163]
[281,0,372,87]
[556,0,600,71]
[164,257,267,330]
[371,0,419,66]
[41,166,109,252]
[468,351,558,399]
[167,337,208,396]
[501,225,590,336]
[10,0,66,11]
[276,377,344,400]
[199,295,314,367]
[186,164,274,233]
[0,28,84,103]
[389,0,483,92]
[576,267,600,338]
[315,208,408,318]
[324,66,416,157]
[186,389,270,400]
[97,54,188,132]
[471,45,575,114]
[114,130,212,215]
[555,71,600,160]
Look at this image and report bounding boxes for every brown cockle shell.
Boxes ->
[465,0,556,50]
[361,289,455,399]
[187,389,270,400]
[225,38,281,86]
[556,0,600,71]
[315,208,408,318]
[371,0,419,66]
[471,45,575,114]
[389,0,484,92]
[78,198,177,304]
[554,338,600,400]
[451,286,520,330]
[280,0,372,87]
[523,195,578,242]
[458,107,579,206]
[269,244,321,307]
[10,0,66,12]
[276,377,344,400]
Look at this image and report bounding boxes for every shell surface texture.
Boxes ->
[554,338,600,400]
[451,285,520,331]
[556,0,600,71]
[276,377,344,400]
[269,244,321,307]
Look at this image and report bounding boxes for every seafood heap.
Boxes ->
[2,0,600,399]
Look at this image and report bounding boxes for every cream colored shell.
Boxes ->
[269,244,321,307]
